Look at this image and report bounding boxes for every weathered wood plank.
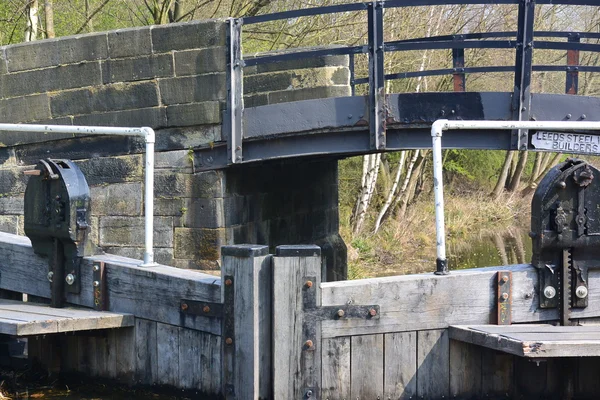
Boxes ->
[449,340,482,398]
[0,299,133,336]
[135,318,157,385]
[513,357,547,398]
[222,245,272,400]
[157,323,179,387]
[384,331,417,400]
[321,337,350,400]
[480,348,512,397]
[115,326,135,384]
[200,332,221,395]
[272,245,321,400]
[179,328,202,390]
[0,232,222,334]
[350,334,383,399]
[320,264,559,337]
[577,357,600,397]
[417,329,449,399]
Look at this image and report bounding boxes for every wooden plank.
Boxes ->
[221,245,272,400]
[179,328,202,390]
[577,357,600,397]
[350,334,383,399]
[384,331,417,400]
[157,323,179,387]
[0,299,133,336]
[135,318,157,385]
[115,327,135,384]
[0,232,222,334]
[272,245,321,400]
[480,348,513,397]
[321,337,350,400]
[320,264,559,338]
[513,357,547,398]
[417,329,449,399]
[200,332,221,395]
[449,340,481,397]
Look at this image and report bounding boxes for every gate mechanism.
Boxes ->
[24,159,92,308]
[531,158,600,325]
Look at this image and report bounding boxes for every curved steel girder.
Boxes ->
[194,92,600,171]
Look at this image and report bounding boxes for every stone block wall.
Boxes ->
[0,20,349,276]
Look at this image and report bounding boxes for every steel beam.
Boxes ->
[226,18,243,164]
[368,1,385,150]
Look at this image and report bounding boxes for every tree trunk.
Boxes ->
[85,0,94,32]
[398,152,426,219]
[353,154,381,234]
[44,0,54,38]
[25,0,39,42]
[521,152,562,195]
[374,151,406,232]
[508,151,528,192]
[491,151,515,198]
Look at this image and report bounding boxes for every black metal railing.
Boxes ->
[224,0,600,164]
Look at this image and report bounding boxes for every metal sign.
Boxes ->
[532,131,600,154]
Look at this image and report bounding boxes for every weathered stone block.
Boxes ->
[173,227,225,260]
[155,125,220,151]
[104,247,173,265]
[50,81,159,117]
[174,48,226,76]
[158,74,226,105]
[90,182,143,216]
[101,54,173,84]
[181,197,224,228]
[5,32,108,72]
[0,215,18,234]
[1,62,102,99]
[155,170,225,199]
[155,197,185,217]
[154,150,193,172]
[0,195,23,214]
[76,155,143,186]
[108,27,152,58]
[267,86,351,105]
[0,48,7,75]
[166,102,221,127]
[151,20,226,52]
[244,67,350,94]
[169,258,220,270]
[0,168,28,195]
[89,216,99,247]
[0,94,50,124]
[243,93,268,108]
[253,54,349,74]
[99,216,173,247]
[73,107,167,129]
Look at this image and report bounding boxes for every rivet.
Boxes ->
[556,181,566,189]
[306,390,313,398]
[369,308,377,317]
[502,275,509,283]
[225,279,233,286]
[305,340,313,348]
[347,114,353,119]
[337,309,345,318]
[566,113,572,119]
[501,292,509,300]
[582,114,587,119]
[181,303,188,311]
[65,274,76,285]
[305,280,313,288]
[226,337,233,345]
[93,280,100,287]
[203,306,211,313]
[93,264,100,272]
[521,106,527,112]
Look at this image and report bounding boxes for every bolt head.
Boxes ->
[93,280,100,287]
[501,292,509,300]
[93,264,100,272]
[576,285,588,299]
[369,308,377,317]
[226,337,233,345]
[47,271,54,282]
[306,390,313,398]
[65,274,75,285]
[181,303,188,311]
[304,340,313,349]
[225,278,233,286]
[556,181,566,189]
[305,280,313,289]
[543,286,556,299]
[502,275,509,283]
[336,309,345,318]
[203,306,211,313]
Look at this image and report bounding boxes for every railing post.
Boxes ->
[452,46,466,92]
[368,0,385,150]
[221,245,271,400]
[512,0,535,151]
[226,18,244,165]
[272,245,322,399]
[566,33,580,95]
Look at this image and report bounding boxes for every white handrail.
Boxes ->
[431,119,600,274]
[0,123,157,267]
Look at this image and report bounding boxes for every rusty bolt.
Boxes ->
[305,280,313,289]
[203,306,211,313]
[336,309,345,318]
[501,292,509,300]
[304,340,313,348]
[226,338,233,345]
[181,303,188,311]
[225,279,233,286]
[501,275,509,283]
[369,308,377,317]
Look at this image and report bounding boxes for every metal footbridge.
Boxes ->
[194,0,600,170]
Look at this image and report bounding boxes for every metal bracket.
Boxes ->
[180,299,224,318]
[92,261,107,311]
[497,271,512,325]
[302,276,379,350]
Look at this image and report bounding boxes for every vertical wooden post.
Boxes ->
[221,245,271,400]
[273,245,322,399]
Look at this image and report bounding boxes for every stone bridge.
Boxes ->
[0,19,350,280]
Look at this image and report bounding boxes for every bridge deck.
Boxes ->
[450,324,600,358]
[0,299,133,336]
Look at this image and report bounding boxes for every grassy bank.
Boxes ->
[340,190,532,279]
